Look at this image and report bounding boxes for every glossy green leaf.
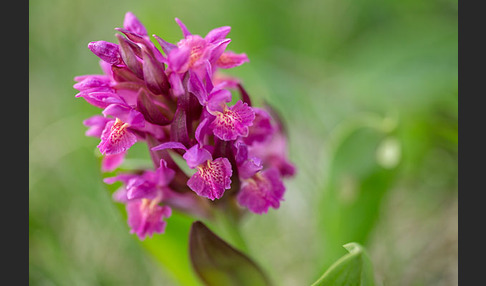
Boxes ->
[189,221,271,286]
[311,243,375,286]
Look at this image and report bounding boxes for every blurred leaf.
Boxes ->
[189,221,270,286]
[316,113,400,272]
[311,243,375,286]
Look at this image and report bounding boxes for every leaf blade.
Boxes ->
[311,242,375,286]
[189,221,271,286]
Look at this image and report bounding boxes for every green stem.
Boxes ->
[212,206,249,254]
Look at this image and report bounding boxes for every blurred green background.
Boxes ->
[29,0,457,285]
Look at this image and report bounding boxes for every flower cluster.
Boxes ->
[74,12,295,240]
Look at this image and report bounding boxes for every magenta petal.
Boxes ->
[110,65,141,84]
[83,115,111,138]
[139,121,167,139]
[216,51,249,69]
[175,18,191,38]
[127,200,171,240]
[205,26,231,43]
[212,73,241,90]
[115,88,139,107]
[279,161,296,177]
[101,152,126,172]
[188,71,208,105]
[168,45,191,73]
[136,88,173,126]
[248,132,296,177]
[142,49,170,95]
[99,60,113,77]
[231,100,255,125]
[105,173,140,202]
[206,89,232,113]
[155,159,176,186]
[102,103,145,127]
[182,145,213,169]
[112,187,129,202]
[116,34,144,79]
[175,35,211,73]
[187,157,232,200]
[234,141,249,165]
[123,12,148,36]
[73,76,111,91]
[168,73,185,97]
[88,41,122,65]
[98,120,137,155]
[115,27,146,45]
[153,34,177,56]
[204,66,214,93]
[242,107,275,145]
[195,118,210,146]
[210,100,255,141]
[237,168,285,214]
[151,141,187,151]
[208,38,231,64]
[104,173,138,185]
[238,157,263,180]
[76,92,125,109]
[126,174,157,200]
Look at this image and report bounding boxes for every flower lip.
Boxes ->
[236,167,285,214]
[187,157,232,200]
[127,199,172,240]
[209,100,255,141]
[98,118,138,155]
[242,107,275,145]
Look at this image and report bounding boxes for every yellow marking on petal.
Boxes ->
[109,118,130,144]
[140,197,161,215]
[141,198,150,209]
[254,172,264,181]
[149,198,159,209]
[196,159,226,186]
[215,108,242,130]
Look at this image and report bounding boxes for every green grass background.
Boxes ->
[29,0,457,285]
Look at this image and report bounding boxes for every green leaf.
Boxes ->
[189,221,271,286]
[311,243,375,286]
[316,114,400,271]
